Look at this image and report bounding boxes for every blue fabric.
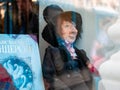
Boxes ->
[56,36,79,70]
[56,36,65,46]
[56,36,74,47]
[56,36,77,58]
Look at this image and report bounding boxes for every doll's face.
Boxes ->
[56,19,78,43]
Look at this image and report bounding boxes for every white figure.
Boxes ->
[98,15,120,90]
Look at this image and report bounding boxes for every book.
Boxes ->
[0,34,44,90]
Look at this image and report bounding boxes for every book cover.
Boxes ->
[0,34,44,90]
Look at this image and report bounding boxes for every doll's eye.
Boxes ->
[65,24,70,27]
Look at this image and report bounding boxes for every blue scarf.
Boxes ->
[57,36,77,59]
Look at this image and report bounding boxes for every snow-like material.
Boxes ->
[98,16,120,90]
[107,18,120,43]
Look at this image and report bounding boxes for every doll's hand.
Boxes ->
[87,63,99,76]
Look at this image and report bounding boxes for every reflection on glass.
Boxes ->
[0,0,39,42]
